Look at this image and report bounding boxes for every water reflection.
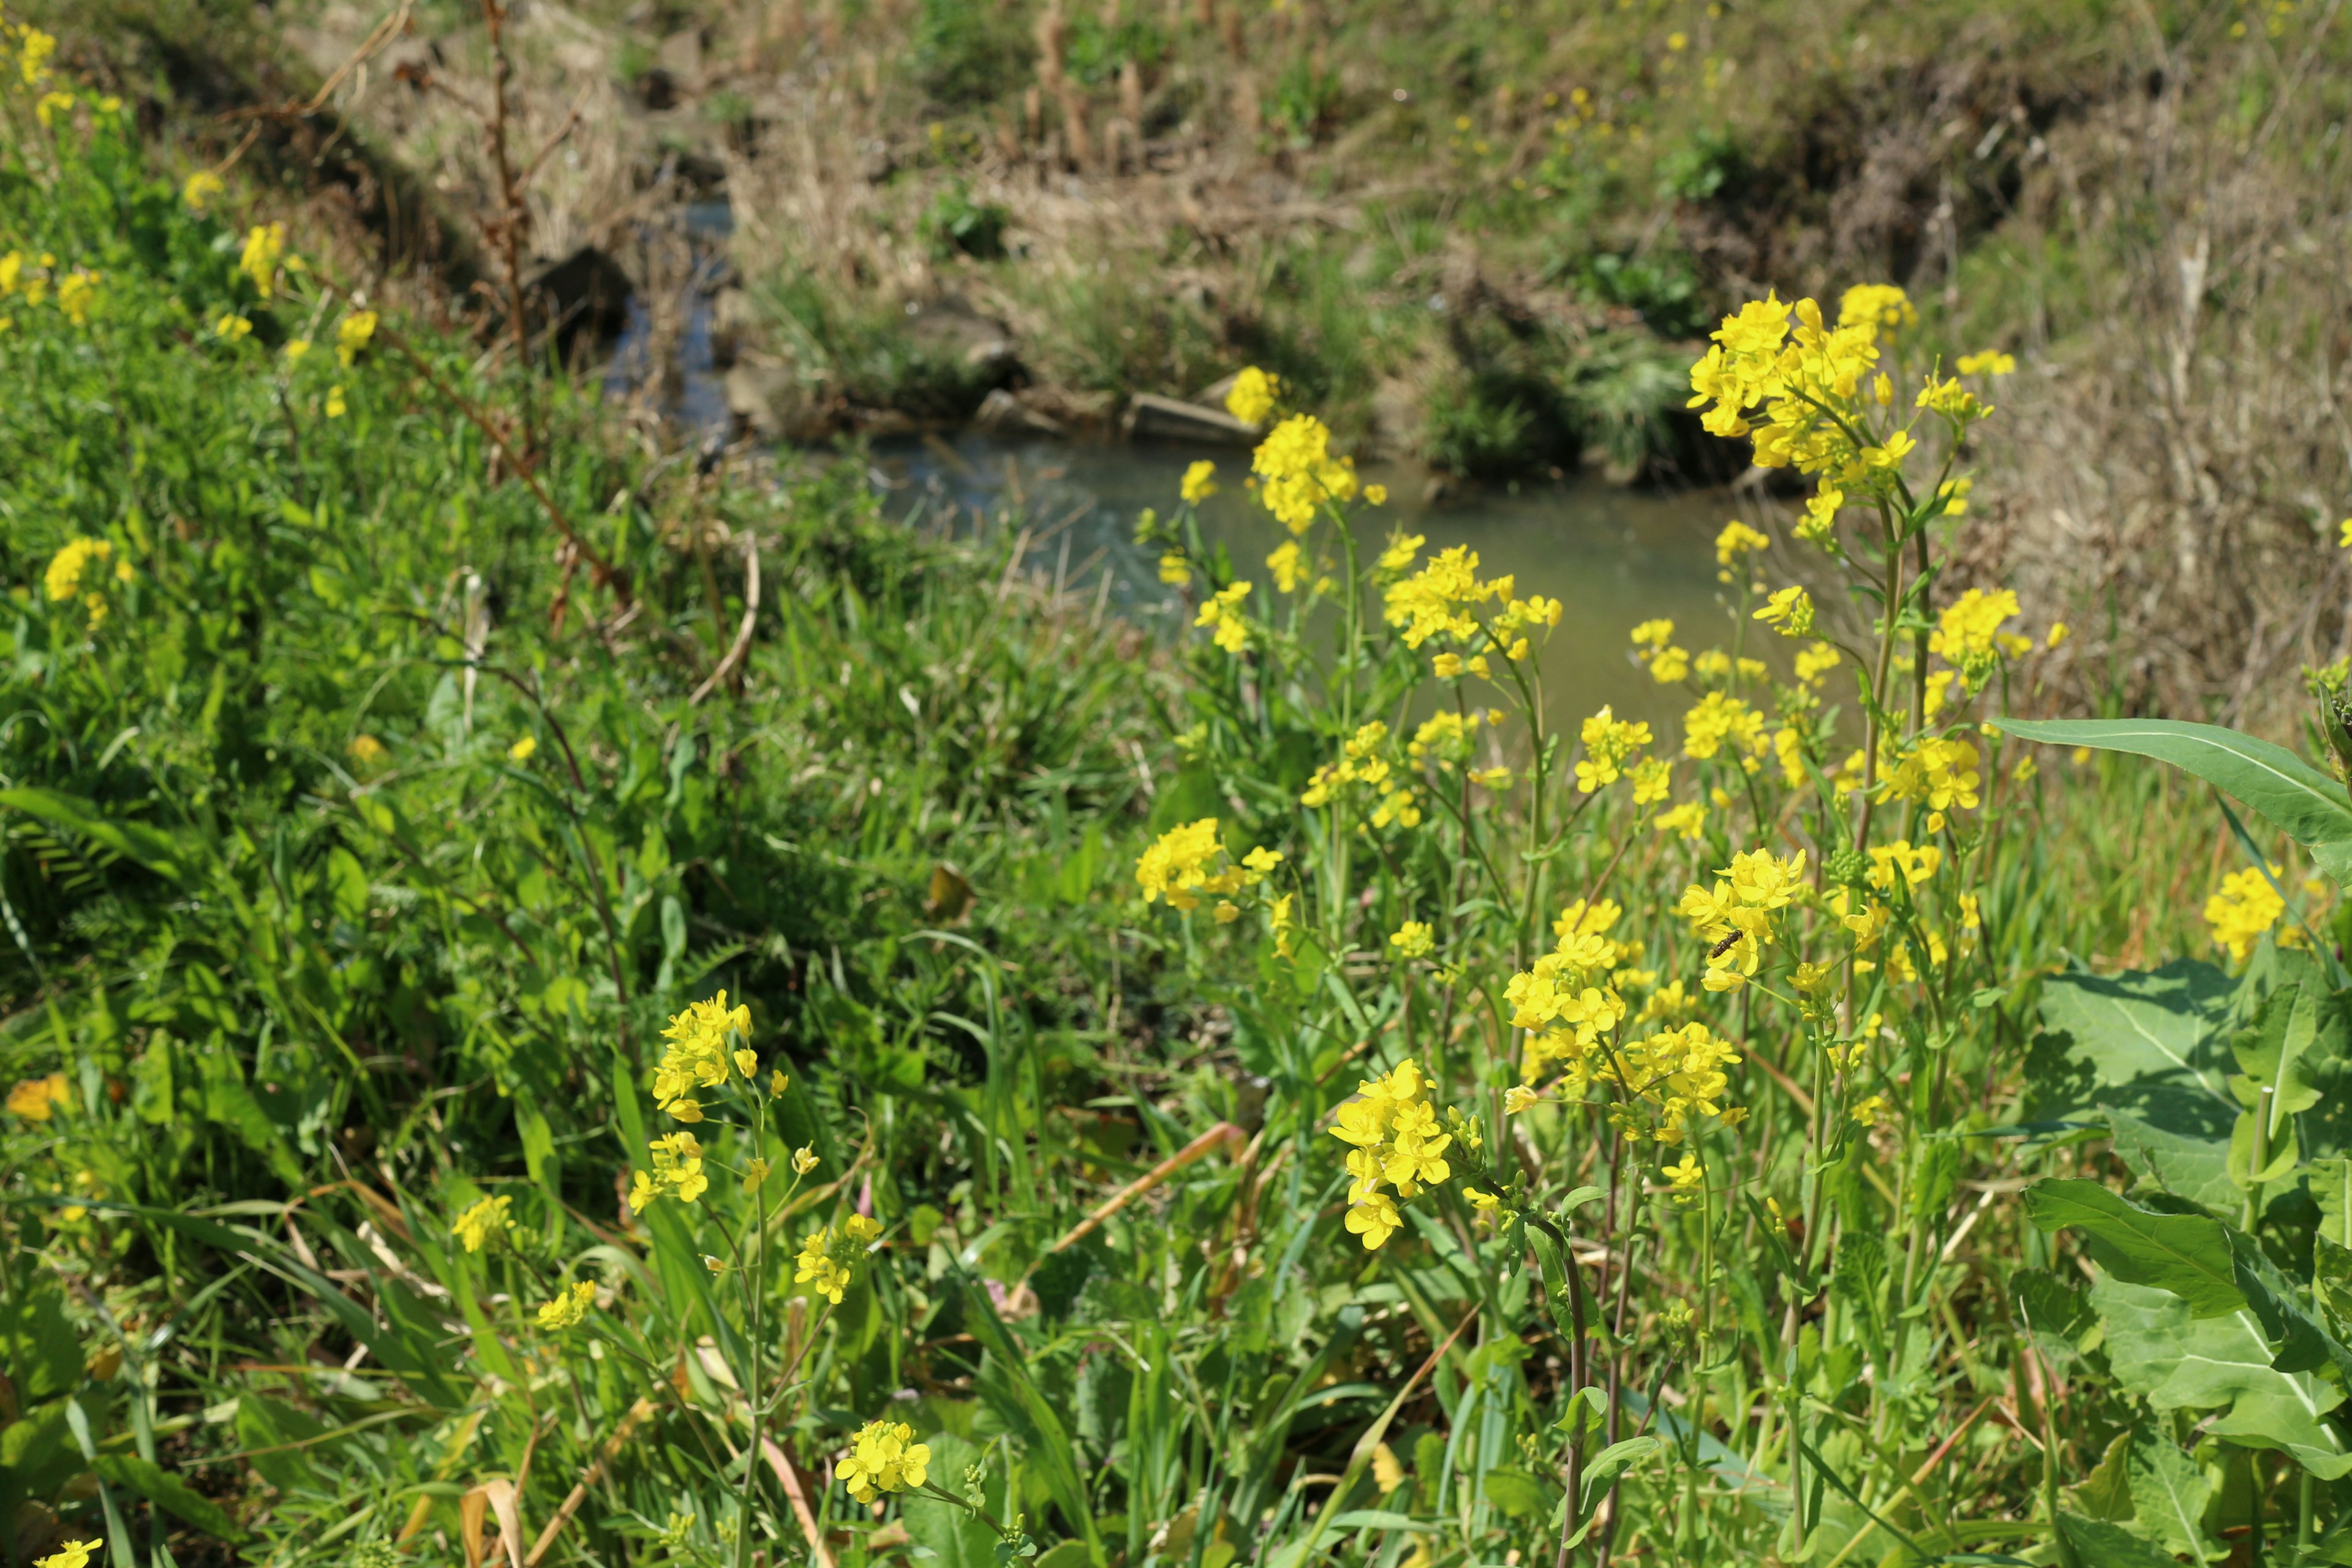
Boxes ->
[869,428,1740,727]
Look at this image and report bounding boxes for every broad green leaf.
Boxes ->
[0,1283,83,1403]
[2068,1431,2135,1523]
[2227,1232,2352,1382]
[2105,1104,2237,1213]
[2316,1161,2352,1247]
[899,1432,998,1568]
[2057,1512,2190,1568]
[1997,718,2352,884]
[1578,1436,1660,1512]
[2025,1180,2244,1316]
[2013,1268,2096,1370]
[2034,960,2236,1112]
[2124,1431,2218,1562]
[1480,1466,1556,1521]
[2092,1275,2352,1477]
[93,1455,251,1545]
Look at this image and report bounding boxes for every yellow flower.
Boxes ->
[1754,585,1814,636]
[2046,622,2070,649]
[2206,865,2285,964]
[771,1068,791,1097]
[1180,459,1218,503]
[45,538,116,608]
[1383,545,1507,648]
[348,734,388,767]
[1664,1152,1705,1206]
[1502,1085,1539,1115]
[325,386,347,419]
[285,338,311,361]
[1574,706,1653,792]
[535,1280,597,1331]
[1654,802,1704,840]
[652,991,753,1115]
[839,1420,933,1503]
[629,1132,710,1212]
[17,28,58,86]
[55,270,96,326]
[1956,350,2016,377]
[741,1157,771,1193]
[796,1218,881,1303]
[1267,540,1305,594]
[1365,483,1389,505]
[1253,414,1358,533]
[1681,691,1766,763]
[1714,519,1770,567]
[452,1195,513,1253]
[336,309,378,367]
[1194,579,1253,653]
[1389,920,1434,959]
[1225,366,1278,425]
[1373,1442,1406,1494]
[1330,1058,1452,1247]
[240,222,287,297]
[1137,817,1224,910]
[34,1542,102,1568]
[793,1145,821,1176]
[215,314,252,341]
[183,170,225,211]
[34,90,74,129]
[1850,1094,1888,1127]
[1928,587,2021,664]
[6,1072,70,1121]
[508,736,537,763]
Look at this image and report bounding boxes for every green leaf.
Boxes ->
[1327,1511,1436,1533]
[1578,1436,1659,1512]
[2034,960,2237,1111]
[2024,1180,2245,1316]
[0,788,197,883]
[2057,1512,2192,1568]
[92,1455,251,1545]
[0,1283,83,1403]
[1997,717,2352,883]
[899,1432,998,1568]
[2227,1231,2352,1382]
[958,1275,1102,1558]
[2013,1267,2097,1370]
[2124,1430,2218,1562]
[1480,1466,1556,1522]
[2092,1275,2352,1477]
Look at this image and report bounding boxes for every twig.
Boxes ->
[219,1,415,124]
[1046,1121,1246,1254]
[688,532,761,706]
[481,0,537,460]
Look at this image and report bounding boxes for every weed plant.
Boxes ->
[12,21,2352,1568]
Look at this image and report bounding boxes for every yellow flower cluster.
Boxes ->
[1630,617,1691,683]
[1929,587,2031,682]
[536,1280,597,1331]
[1575,707,1653,792]
[336,309,378,367]
[239,222,291,298]
[1384,545,1507,648]
[1678,848,1806,992]
[1509,900,1634,1087]
[840,1420,932,1502]
[2205,865,2285,964]
[1181,459,1218,503]
[1194,579,1252,653]
[34,1542,101,1568]
[182,169,224,210]
[1878,734,1982,815]
[1301,722,1420,828]
[1253,414,1358,533]
[1389,920,1434,959]
[650,991,757,1122]
[1224,366,1278,426]
[1714,520,1769,567]
[44,537,131,628]
[1754,585,1814,637]
[1606,1022,1743,1145]
[795,1214,883,1304]
[629,1131,710,1211]
[1684,288,1922,490]
[453,1195,513,1253]
[1329,1058,1453,1249]
[1134,818,1281,910]
[1682,691,1767,767]
[6,1072,69,1121]
[1265,541,1305,594]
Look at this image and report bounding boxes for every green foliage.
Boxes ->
[911,0,1035,108]
[922,179,1011,260]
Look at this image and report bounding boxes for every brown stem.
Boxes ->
[482,0,537,462]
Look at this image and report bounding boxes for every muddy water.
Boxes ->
[869,428,1740,728]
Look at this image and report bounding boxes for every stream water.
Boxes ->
[606,202,1739,725]
[867,429,1736,727]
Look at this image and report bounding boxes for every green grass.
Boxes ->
[11,32,2352,1568]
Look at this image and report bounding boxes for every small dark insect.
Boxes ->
[1708,931,1743,959]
